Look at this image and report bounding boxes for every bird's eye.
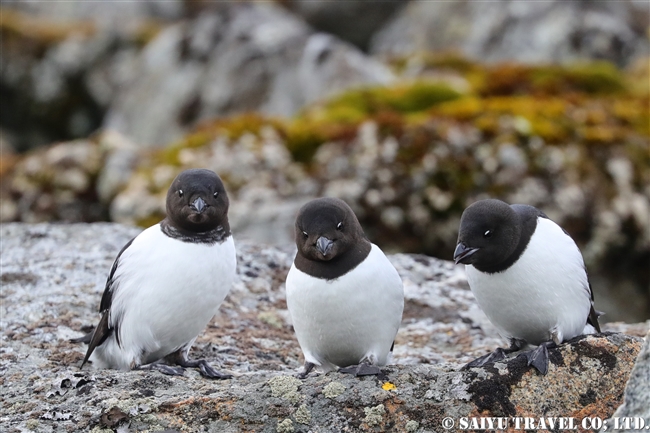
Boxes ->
[178,190,184,197]
[484,230,492,238]
[336,222,343,231]
[213,191,219,198]
[302,231,308,238]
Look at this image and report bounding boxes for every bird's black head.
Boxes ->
[165,169,229,233]
[295,197,366,262]
[454,199,522,269]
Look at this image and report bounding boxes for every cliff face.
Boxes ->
[1,223,648,432]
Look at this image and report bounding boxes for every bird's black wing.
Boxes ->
[80,237,135,368]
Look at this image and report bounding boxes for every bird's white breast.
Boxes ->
[465,217,591,345]
[286,244,404,372]
[93,224,236,368]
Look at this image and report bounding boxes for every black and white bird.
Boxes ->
[454,198,601,374]
[74,169,236,378]
[286,198,404,378]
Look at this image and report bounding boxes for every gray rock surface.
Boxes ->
[0,7,153,151]
[608,329,650,433]
[0,132,140,224]
[1,222,648,432]
[1,2,394,151]
[371,0,650,67]
[104,3,394,147]
[3,0,183,28]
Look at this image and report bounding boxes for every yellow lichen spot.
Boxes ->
[382,382,396,391]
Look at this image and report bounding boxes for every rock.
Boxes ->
[0,7,165,151]
[0,222,648,431]
[283,0,407,51]
[3,0,183,27]
[95,130,140,204]
[1,2,395,150]
[0,131,138,224]
[109,125,317,243]
[607,330,650,432]
[103,2,394,147]
[371,0,650,67]
[0,139,106,223]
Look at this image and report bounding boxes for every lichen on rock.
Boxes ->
[363,404,386,426]
[1,222,647,432]
[322,381,346,399]
[268,375,304,404]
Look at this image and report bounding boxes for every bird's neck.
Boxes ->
[160,218,231,244]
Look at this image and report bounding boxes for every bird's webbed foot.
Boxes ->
[463,338,526,369]
[159,349,233,379]
[136,362,186,376]
[297,362,316,379]
[518,341,557,375]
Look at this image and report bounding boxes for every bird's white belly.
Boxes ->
[465,218,590,345]
[92,226,236,369]
[286,245,404,371]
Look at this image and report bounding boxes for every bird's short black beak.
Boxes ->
[316,236,334,256]
[454,242,479,265]
[191,197,207,214]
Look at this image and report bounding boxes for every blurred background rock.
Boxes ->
[1,0,648,322]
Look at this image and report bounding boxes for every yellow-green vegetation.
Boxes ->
[431,95,649,144]
[157,56,647,168]
[0,7,164,50]
[476,61,627,96]
[156,113,287,166]
[285,80,462,161]
[392,52,628,96]
[157,80,464,164]
[323,81,462,115]
[0,8,96,47]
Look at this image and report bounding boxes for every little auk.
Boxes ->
[454,198,601,374]
[286,197,404,378]
[73,168,236,378]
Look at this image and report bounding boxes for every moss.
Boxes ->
[157,131,212,166]
[564,62,627,94]
[151,58,645,178]
[211,113,283,140]
[282,80,461,161]
[146,59,646,173]
[477,62,627,96]
[0,8,96,47]
[432,97,483,120]
[626,57,650,96]
[421,51,481,74]
[0,8,163,53]
[156,113,287,165]
[381,81,462,112]
[324,80,462,116]
[282,121,330,163]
